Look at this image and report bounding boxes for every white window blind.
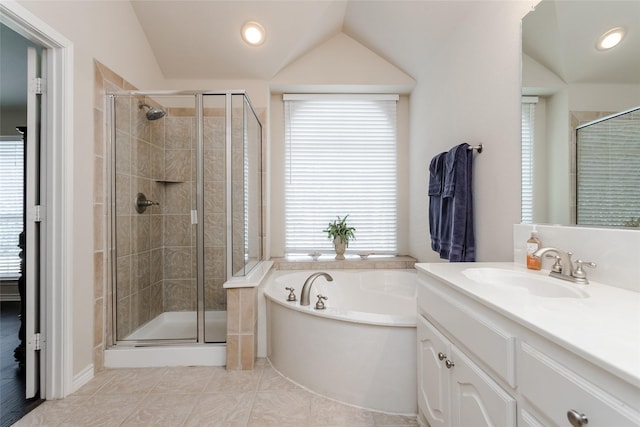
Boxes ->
[521,98,537,224]
[577,107,640,227]
[284,94,398,254]
[0,137,24,279]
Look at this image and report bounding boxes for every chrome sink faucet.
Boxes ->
[300,272,333,306]
[533,247,596,284]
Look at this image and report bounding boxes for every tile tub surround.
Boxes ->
[13,360,419,427]
[225,261,274,371]
[272,255,416,271]
[226,287,258,370]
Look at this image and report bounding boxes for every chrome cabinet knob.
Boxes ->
[445,359,455,369]
[438,352,447,361]
[567,409,588,426]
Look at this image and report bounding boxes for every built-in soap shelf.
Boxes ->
[154,179,185,184]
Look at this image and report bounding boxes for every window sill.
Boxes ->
[271,255,416,271]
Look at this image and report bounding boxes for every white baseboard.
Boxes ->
[71,364,94,393]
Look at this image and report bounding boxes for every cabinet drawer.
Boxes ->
[418,281,516,387]
[520,342,640,427]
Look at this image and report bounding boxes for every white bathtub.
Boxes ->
[264,269,417,415]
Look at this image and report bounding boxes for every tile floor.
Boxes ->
[13,359,419,426]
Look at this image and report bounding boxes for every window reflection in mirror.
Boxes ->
[576,107,640,228]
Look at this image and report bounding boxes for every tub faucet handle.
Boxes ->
[285,287,297,302]
[315,294,328,310]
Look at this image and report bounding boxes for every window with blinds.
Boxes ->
[521,99,536,224]
[284,94,398,254]
[0,137,24,279]
[577,106,640,227]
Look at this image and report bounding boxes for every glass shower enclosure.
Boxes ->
[107,91,262,345]
[576,106,640,227]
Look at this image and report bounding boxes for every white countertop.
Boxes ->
[415,262,640,389]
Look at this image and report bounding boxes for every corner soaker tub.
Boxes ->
[263,269,417,415]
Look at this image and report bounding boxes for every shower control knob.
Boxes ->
[285,287,297,302]
[438,352,447,361]
[135,193,160,214]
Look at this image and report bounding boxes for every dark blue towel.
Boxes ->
[428,152,446,252]
[428,143,475,262]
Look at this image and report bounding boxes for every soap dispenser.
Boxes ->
[526,227,542,270]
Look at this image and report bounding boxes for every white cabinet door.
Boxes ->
[417,315,451,427]
[450,346,517,427]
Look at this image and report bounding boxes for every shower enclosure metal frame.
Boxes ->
[106,90,262,347]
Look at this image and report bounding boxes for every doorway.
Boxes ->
[1,0,74,410]
[0,23,45,426]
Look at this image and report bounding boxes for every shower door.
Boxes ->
[111,93,200,343]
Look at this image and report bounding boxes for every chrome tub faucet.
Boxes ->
[300,272,333,306]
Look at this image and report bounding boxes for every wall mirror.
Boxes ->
[521,0,640,227]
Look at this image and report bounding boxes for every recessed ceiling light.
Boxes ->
[597,27,625,51]
[241,21,265,46]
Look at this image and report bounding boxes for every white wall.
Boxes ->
[17,0,166,378]
[409,1,536,262]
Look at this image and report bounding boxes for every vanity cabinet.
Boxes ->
[418,315,516,427]
[416,264,640,427]
[518,342,640,427]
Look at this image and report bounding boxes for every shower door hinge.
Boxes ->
[28,205,43,223]
[32,77,45,95]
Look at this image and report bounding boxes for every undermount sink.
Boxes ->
[462,268,589,299]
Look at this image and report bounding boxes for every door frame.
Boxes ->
[0,0,74,399]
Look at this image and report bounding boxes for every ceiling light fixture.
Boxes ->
[241,21,265,46]
[596,27,625,51]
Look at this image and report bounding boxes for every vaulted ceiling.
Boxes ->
[130,0,640,85]
[2,1,638,110]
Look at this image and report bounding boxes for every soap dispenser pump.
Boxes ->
[526,227,542,270]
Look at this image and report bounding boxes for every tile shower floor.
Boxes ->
[13,359,419,427]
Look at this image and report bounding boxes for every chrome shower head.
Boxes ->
[138,102,166,120]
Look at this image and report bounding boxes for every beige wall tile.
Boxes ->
[239,288,256,334]
[163,279,196,311]
[93,298,104,347]
[94,251,104,300]
[240,335,255,370]
[226,289,240,334]
[226,335,239,370]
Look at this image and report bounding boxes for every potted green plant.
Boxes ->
[323,215,356,260]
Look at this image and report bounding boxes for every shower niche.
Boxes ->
[107,91,262,346]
